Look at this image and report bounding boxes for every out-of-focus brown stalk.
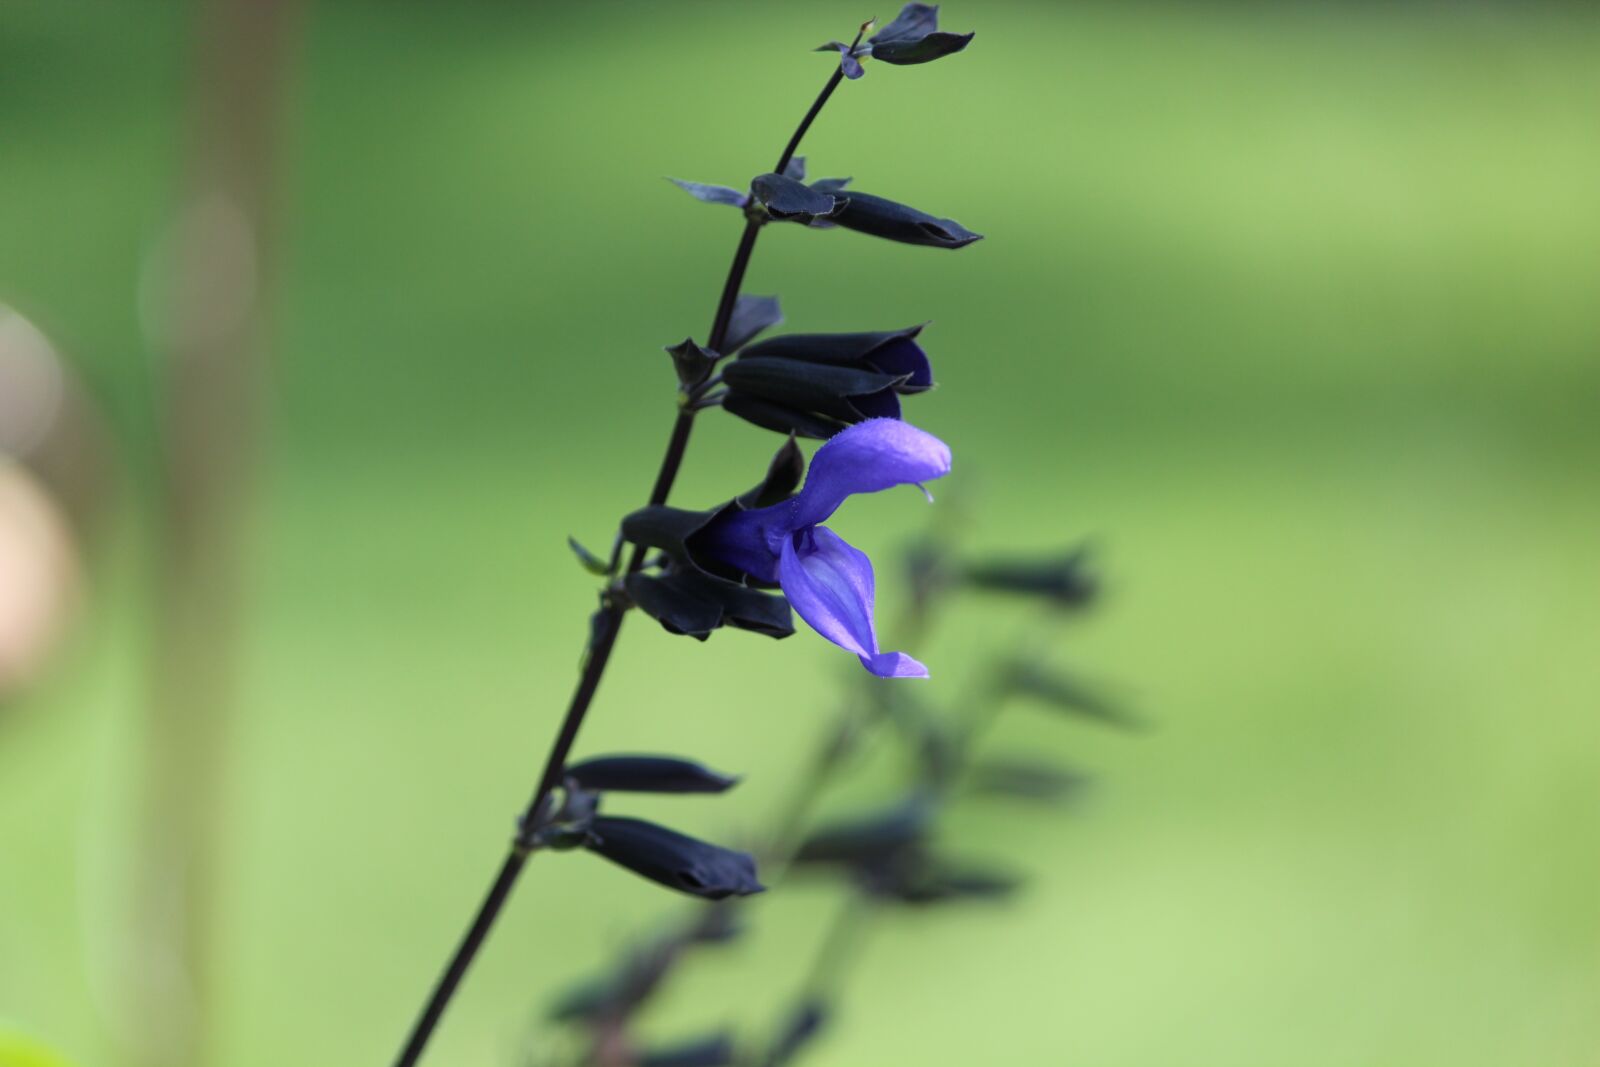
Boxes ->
[129,2,298,1065]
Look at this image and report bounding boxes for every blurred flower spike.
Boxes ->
[700,419,951,677]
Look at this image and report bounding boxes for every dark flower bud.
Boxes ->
[794,796,932,867]
[720,326,933,439]
[565,755,740,795]
[925,868,1021,900]
[546,934,677,1024]
[584,816,764,900]
[822,41,865,80]
[547,905,745,1027]
[620,503,794,637]
[750,173,846,224]
[764,1000,828,1067]
[1005,661,1139,731]
[640,1034,736,1067]
[722,358,905,423]
[862,858,1020,905]
[546,975,617,1023]
[621,503,718,558]
[688,901,744,944]
[904,538,952,619]
[667,337,717,390]
[868,4,974,66]
[624,502,766,585]
[740,326,932,392]
[962,546,1098,608]
[669,178,747,207]
[914,717,961,790]
[625,567,794,640]
[720,394,849,441]
[737,435,806,510]
[723,293,783,354]
[967,757,1090,803]
[827,190,981,249]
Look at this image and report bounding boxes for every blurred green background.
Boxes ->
[2,1,1598,1064]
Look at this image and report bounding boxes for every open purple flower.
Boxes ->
[696,419,952,678]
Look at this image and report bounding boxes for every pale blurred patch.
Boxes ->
[0,307,84,699]
[0,308,67,460]
[137,192,259,353]
[0,458,78,698]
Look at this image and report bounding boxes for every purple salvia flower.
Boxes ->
[699,419,951,678]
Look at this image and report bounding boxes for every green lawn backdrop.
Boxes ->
[1,2,1597,1064]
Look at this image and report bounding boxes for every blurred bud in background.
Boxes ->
[0,305,108,702]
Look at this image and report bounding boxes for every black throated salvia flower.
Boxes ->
[697,419,951,677]
[393,8,984,1065]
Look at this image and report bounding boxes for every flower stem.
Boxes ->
[389,56,855,1067]
[773,66,846,180]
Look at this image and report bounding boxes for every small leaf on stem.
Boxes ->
[737,434,806,509]
[750,173,846,223]
[723,293,784,354]
[669,178,748,207]
[666,337,718,390]
[567,535,611,576]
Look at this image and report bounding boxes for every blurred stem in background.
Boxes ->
[129,1,299,1065]
[532,526,1111,1067]
[754,608,1067,1067]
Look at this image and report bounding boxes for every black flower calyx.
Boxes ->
[1004,662,1140,731]
[827,190,981,249]
[584,816,764,900]
[737,435,806,509]
[962,545,1099,608]
[638,1033,737,1067]
[667,337,718,390]
[869,3,974,66]
[860,856,1020,905]
[620,502,795,639]
[816,5,973,78]
[967,757,1090,803]
[750,172,847,224]
[793,796,933,867]
[721,325,935,439]
[566,754,740,795]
